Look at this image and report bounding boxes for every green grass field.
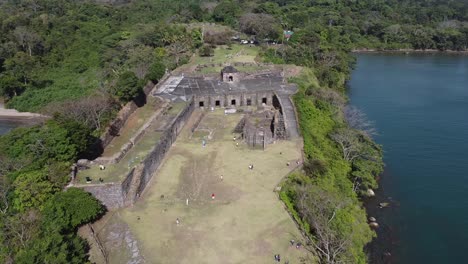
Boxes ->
[192,44,260,65]
[92,109,314,263]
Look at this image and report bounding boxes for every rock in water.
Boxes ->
[379,202,390,208]
[369,217,377,222]
[367,189,375,197]
[369,222,379,228]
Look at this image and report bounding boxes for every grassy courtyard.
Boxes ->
[93,109,313,263]
[192,44,260,65]
[176,44,264,74]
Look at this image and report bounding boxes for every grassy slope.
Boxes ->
[280,68,374,263]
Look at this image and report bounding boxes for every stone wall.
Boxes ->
[194,91,275,108]
[242,110,276,149]
[77,99,195,209]
[194,62,274,72]
[99,81,155,149]
[81,183,126,209]
[92,100,170,165]
[79,168,135,209]
[134,99,195,199]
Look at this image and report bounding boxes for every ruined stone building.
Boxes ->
[75,66,301,209]
[154,66,300,147]
[239,109,286,149]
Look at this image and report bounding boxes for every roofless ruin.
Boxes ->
[156,65,299,148]
[74,65,300,209]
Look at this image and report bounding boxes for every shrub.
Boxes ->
[115,71,141,103]
[199,45,214,57]
[146,61,166,82]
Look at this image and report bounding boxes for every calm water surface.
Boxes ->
[349,54,468,263]
[0,119,19,135]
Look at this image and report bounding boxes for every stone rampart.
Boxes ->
[75,99,195,209]
[81,183,125,209]
[98,73,171,150]
[99,81,155,149]
[134,99,195,199]
[194,90,275,109]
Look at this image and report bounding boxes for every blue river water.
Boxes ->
[0,119,19,135]
[348,54,468,263]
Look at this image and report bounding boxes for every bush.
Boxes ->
[42,188,104,231]
[115,71,141,103]
[199,45,214,57]
[204,30,233,45]
[146,62,166,82]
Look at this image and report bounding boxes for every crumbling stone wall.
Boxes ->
[99,101,139,149]
[75,99,194,210]
[194,91,275,108]
[80,168,135,209]
[100,81,155,148]
[242,110,275,149]
[133,99,195,199]
[273,111,286,139]
[82,183,125,209]
[236,108,286,149]
[99,73,171,149]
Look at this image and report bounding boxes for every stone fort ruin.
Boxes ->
[235,109,286,149]
[155,66,299,146]
[74,66,300,209]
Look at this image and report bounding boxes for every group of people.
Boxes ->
[290,239,302,249]
[272,240,303,263]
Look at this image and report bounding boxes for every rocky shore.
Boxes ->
[364,171,400,264]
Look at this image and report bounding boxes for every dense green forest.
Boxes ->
[1,0,467,263]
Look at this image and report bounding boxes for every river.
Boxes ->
[0,119,20,135]
[349,54,468,263]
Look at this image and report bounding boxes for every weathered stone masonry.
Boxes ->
[78,66,300,209]
[194,91,275,108]
[80,100,195,209]
[134,99,195,199]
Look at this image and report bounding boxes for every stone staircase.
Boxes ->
[275,113,287,139]
[277,94,300,138]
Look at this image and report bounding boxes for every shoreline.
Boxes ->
[0,102,47,122]
[352,49,468,55]
[363,171,399,264]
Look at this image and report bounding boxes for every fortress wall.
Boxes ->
[99,81,155,149]
[134,99,195,199]
[81,183,125,209]
[194,91,275,108]
[99,73,171,150]
[75,99,194,210]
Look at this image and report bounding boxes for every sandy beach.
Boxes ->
[0,102,47,125]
